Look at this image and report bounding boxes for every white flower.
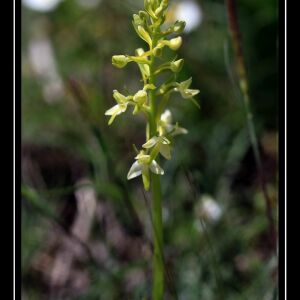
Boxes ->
[105,103,128,125]
[158,110,188,136]
[105,90,130,125]
[175,77,199,99]
[127,151,164,190]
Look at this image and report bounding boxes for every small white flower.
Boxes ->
[158,110,188,136]
[105,90,130,125]
[105,103,128,125]
[175,77,200,99]
[127,151,164,190]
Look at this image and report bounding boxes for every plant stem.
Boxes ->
[151,174,164,300]
[149,36,164,300]
[225,0,276,250]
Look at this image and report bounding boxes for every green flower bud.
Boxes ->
[138,10,149,22]
[173,21,186,33]
[154,0,168,17]
[112,55,130,68]
[144,0,157,19]
[170,59,184,73]
[133,90,148,105]
[133,14,143,26]
[137,25,152,46]
[158,37,183,51]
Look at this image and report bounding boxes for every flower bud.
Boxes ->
[154,0,168,17]
[137,26,152,46]
[168,36,182,50]
[138,10,148,21]
[112,55,130,68]
[133,14,143,29]
[170,59,184,72]
[173,21,186,33]
[133,90,148,105]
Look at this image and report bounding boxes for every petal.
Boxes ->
[172,126,188,136]
[159,144,171,160]
[113,90,127,103]
[142,136,159,149]
[150,160,164,175]
[108,114,117,125]
[105,104,122,116]
[160,110,172,124]
[187,89,200,97]
[179,77,192,90]
[165,124,174,133]
[127,161,143,180]
[119,103,128,113]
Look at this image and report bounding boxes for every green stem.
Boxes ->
[149,35,164,300]
[151,174,164,300]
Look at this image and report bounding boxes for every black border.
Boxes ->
[278,0,286,299]
[15,0,21,298]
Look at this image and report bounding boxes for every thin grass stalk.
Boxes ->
[225,0,276,250]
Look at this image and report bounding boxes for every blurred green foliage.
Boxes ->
[22,0,278,299]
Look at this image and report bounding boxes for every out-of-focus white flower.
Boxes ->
[28,37,64,103]
[201,195,222,222]
[195,194,223,223]
[22,0,62,12]
[166,0,203,33]
[175,1,203,33]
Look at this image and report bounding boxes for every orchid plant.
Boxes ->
[105,0,199,298]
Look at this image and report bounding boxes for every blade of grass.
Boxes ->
[225,0,276,251]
